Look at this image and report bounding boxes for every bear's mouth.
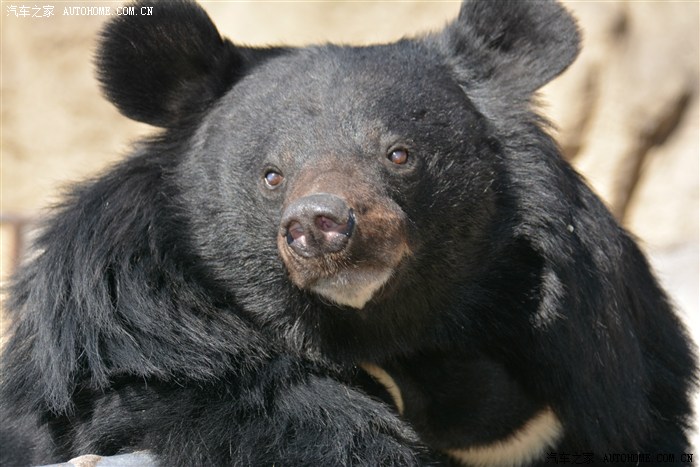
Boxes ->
[278,234,409,309]
[277,191,409,309]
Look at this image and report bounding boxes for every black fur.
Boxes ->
[1,1,696,466]
[97,0,285,127]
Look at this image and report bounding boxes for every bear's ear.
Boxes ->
[440,0,580,96]
[96,0,279,127]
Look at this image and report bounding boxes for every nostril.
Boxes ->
[287,221,305,243]
[315,209,354,236]
[316,215,340,233]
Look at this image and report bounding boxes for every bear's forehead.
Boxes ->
[223,43,463,119]
[205,43,475,154]
[194,43,487,174]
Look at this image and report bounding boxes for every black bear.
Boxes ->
[1,0,696,466]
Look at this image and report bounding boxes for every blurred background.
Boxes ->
[1,0,698,449]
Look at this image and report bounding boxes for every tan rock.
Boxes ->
[542,2,698,251]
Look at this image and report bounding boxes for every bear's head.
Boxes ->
[98,0,579,356]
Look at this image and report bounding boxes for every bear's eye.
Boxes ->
[388,148,409,165]
[264,170,284,188]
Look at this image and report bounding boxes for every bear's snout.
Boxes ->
[280,193,355,258]
[277,182,410,309]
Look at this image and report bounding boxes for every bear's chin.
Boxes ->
[310,267,394,309]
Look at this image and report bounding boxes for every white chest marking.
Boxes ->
[360,363,405,415]
[360,364,563,467]
[447,407,563,467]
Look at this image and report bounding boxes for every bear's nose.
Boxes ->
[280,193,355,258]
